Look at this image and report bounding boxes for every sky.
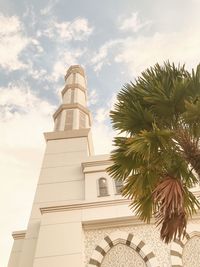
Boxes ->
[1,0,200,265]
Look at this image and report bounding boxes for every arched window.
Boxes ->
[98,178,109,197]
[115,180,123,195]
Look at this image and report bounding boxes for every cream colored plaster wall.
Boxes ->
[41,150,87,168]
[75,73,86,87]
[38,165,84,184]
[32,137,89,210]
[65,74,73,85]
[33,201,133,267]
[8,239,24,267]
[59,109,66,130]
[63,88,71,104]
[77,89,86,106]
[34,180,84,203]
[73,109,79,129]
[83,155,122,201]
[18,238,38,267]
[17,136,90,267]
[45,137,88,153]
[33,254,83,267]
[33,213,84,267]
[82,202,133,222]
[35,222,83,257]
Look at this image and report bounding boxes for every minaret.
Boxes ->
[54,65,91,132]
[45,65,94,155]
[8,65,94,267]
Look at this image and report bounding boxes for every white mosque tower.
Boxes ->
[8,65,200,267]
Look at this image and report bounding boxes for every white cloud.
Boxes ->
[88,89,98,106]
[92,93,117,154]
[0,82,55,146]
[40,0,59,16]
[115,29,200,76]
[51,49,84,81]
[0,14,21,35]
[26,59,47,80]
[119,12,151,32]
[92,16,200,77]
[55,18,93,40]
[41,17,93,41]
[92,121,115,155]
[0,14,29,71]
[91,40,121,72]
[23,5,37,28]
[95,107,108,123]
[0,13,43,72]
[94,94,116,123]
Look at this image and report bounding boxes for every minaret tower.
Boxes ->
[54,65,91,132]
[45,65,94,155]
[8,65,94,267]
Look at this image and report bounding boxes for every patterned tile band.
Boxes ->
[88,231,159,267]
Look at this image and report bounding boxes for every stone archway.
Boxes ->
[101,243,147,267]
[171,227,200,266]
[88,231,159,267]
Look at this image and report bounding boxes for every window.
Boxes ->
[115,180,123,195]
[79,111,86,128]
[54,113,61,131]
[98,178,109,197]
[65,110,73,130]
[71,89,75,103]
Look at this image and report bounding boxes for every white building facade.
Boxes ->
[8,65,200,267]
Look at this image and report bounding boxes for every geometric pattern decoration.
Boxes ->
[101,243,146,267]
[170,231,200,267]
[182,235,200,267]
[88,231,159,267]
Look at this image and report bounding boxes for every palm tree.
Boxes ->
[107,62,200,243]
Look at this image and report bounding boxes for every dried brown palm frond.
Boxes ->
[153,176,186,243]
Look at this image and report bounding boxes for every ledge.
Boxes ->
[44,128,90,141]
[62,83,86,96]
[40,198,131,214]
[53,103,92,125]
[82,159,112,169]
[65,65,85,80]
[83,215,151,230]
[12,230,26,240]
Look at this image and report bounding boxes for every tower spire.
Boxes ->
[53,65,91,131]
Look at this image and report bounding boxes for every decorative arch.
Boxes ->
[88,231,159,267]
[171,225,200,267]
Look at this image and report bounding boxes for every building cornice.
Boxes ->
[40,198,131,214]
[82,159,112,169]
[83,209,200,230]
[65,65,85,81]
[53,103,91,124]
[44,128,90,141]
[12,230,26,240]
[82,158,112,173]
[83,216,152,230]
[62,83,86,96]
